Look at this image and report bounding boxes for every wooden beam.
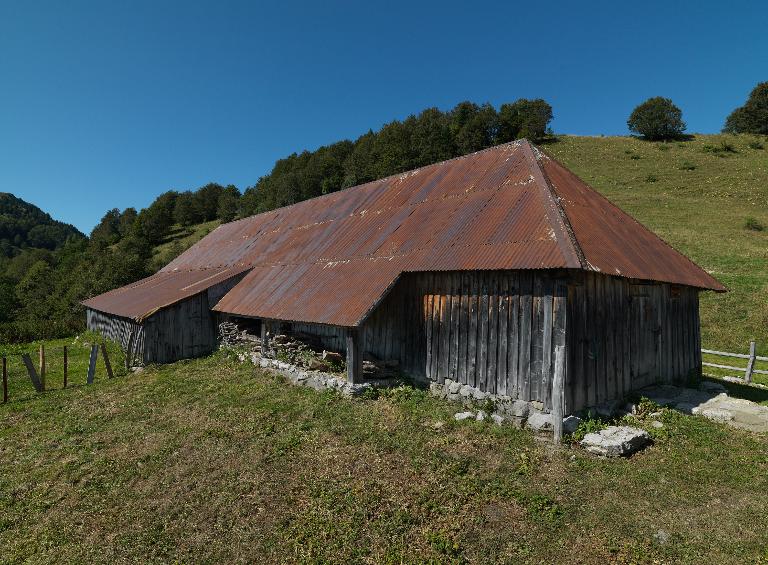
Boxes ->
[552,345,565,444]
[346,328,363,384]
[22,354,43,392]
[101,343,114,379]
[261,320,270,356]
[86,344,98,384]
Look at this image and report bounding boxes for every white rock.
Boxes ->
[459,385,472,397]
[697,408,734,422]
[580,426,651,457]
[475,410,487,422]
[447,381,461,394]
[491,413,505,426]
[454,411,475,421]
[526,411,554,432]
[651,421,664,429]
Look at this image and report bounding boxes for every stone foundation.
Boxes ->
[429,377,554,429]
[235,350,402,397]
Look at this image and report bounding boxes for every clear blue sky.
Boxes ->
[1,0,766,234]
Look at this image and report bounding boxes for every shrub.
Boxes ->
[702,140,738,155]
[627,97,687,140]
[748,139,764,150]
[570,417,607,442]
[744,217,765,231]
[645,174,658,183]
[679,161,697,171]
[723,82,768,134]
[657,143,670,151]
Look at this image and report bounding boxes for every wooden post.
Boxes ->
[39,344,46,392]
[63,346,68,389]
[100,343,114,378]
[346,328,363,384]
[261,320,270,356]
[2,356,7,403]
[86,344,98,384]
[745,340,757,384]
[552,345,565,444]
[21,354,43,392]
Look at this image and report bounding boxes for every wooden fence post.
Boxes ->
[63,346,68,389]
[2,356,7,403]
[552,345,565,444]
[100,343,113,378]
[21,354,43,392]
[39,344,46,392]
[86,344,98,384]
[745,340,757,384]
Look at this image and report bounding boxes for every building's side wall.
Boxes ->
[86,308,145,367]
[88,272,248,365]
[290,271,568,409]
[566,271,701,413]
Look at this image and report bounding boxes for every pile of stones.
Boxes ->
[218,322,261,348]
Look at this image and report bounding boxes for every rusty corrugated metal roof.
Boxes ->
[83,139,724,324]
[82,266,250,321]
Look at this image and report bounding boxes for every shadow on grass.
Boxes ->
[705,377,768,405]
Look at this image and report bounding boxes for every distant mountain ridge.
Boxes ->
[0,192,84,257]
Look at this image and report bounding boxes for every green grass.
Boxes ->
[2,349,768,563]
[0,334,126,403]
[546,134,768,356]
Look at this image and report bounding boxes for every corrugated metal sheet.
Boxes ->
[84,139,724,325]
[536,148,726,291]
[82,266,250,321]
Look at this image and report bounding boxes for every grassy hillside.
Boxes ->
[546,134,768,356]
[150,219,220,269]
[2,351,768,563]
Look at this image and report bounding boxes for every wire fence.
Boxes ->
[1,338,127,404]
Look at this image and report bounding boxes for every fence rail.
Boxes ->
[702,340,767,383]
[1,342,115,404]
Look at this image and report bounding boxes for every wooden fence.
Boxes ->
[702,340,768,383]
[2,342,115,404]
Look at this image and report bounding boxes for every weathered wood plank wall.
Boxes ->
[290,271,568,409]
[290,270,701,415]
[86,309,145,366]
[87,272,247,364]
[566,271,700,413]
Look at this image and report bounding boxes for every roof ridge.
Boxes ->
[520,140,585,270]
[220,140,528,229]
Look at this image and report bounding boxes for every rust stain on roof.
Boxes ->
[83,139,725,324]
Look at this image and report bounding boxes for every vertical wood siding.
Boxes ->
[566,271,701,413]
[86,273,247,365]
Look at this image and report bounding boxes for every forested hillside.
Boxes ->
[0,192,83,257]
